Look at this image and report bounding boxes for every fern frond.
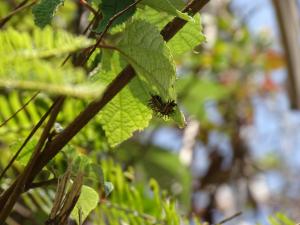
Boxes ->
[0,27,104,98]
[0,27,92,60]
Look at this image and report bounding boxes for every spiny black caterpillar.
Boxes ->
[148,94,177,118]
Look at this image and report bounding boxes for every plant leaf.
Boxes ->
[142,0,192,22]
[116,19,176,99]
[135,8,205,56]
[94,51,152,146]
[71,185,99,224]
[32,0,64,28]
[95,0,136,32]
[0,28,103,98]
[0,27,93,60]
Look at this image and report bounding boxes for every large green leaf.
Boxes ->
[135,8,205,56]
[32,0,64,28]
[142,0,192,22]
[116,20,176,99]
[71,185,99,224]
[95,0,136,32]
[94,51,152,146]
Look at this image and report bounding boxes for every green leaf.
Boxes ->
[116,20,176,99]
[135,8,205,56]
[73,154,104,186]
[9,138,38,166]
[0,27,93,60]
[32,0,64,28]
[71,185,99,224]
[0,28,103,98]
[104,181,114,197]
[95,0,136,32]
[142,0,192,22]
[94,51,152,146]
[0,59,104,98]
[168,14,206,56]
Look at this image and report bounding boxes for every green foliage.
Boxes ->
[0,92,42,139]
[95,0,136,32]
[32,0,64,28]
[0,27,92,59]
[92,51,152,147]
[94,159,186,225]
[136,8,205,56]
[2,1,287,225]
[168,14,205,56]
[177,76,232,120]
[142,0,192,22]
[71,185,99,224]
[267,213,296,225]
[116,20,176,99]
[9,138,38,166]
[0,27,104,98]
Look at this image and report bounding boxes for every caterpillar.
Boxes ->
[148,94,176,118]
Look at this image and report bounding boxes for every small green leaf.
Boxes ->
[73,154,104,185]
[32,0,64,28]
[142,0,192,22]
[104,181,114,197]
[71,185,99,224]
[95,0,136,32]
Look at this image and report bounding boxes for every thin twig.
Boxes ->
[80,0,144,66]
[61,9,101,67]
[0,92,39,128]
[79,0,97,16]
[215,212,242,225]
[0,0,37,28]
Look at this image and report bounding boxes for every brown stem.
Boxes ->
[79,0,98,16]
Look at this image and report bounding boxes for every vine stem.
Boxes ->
[79,0,98,16]
[214,211,242,225]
